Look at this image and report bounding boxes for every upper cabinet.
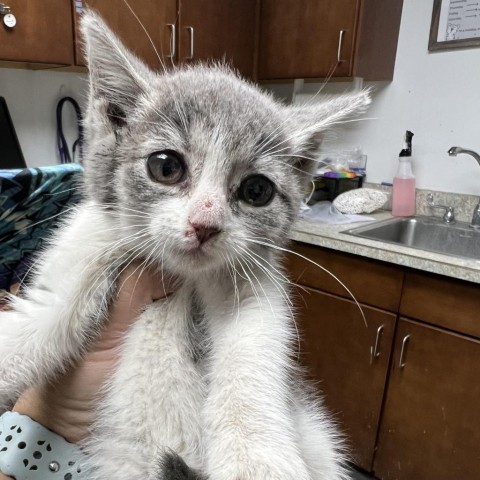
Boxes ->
[0,0,74,66]
[178,0,258,79]
[257,0,404,81]
[0,0,402,82]
[73,0,177,71]
[74,1,258,78]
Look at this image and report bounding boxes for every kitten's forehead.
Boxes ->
[148,68,286,147]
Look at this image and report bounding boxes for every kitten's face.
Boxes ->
[81,12,370,277]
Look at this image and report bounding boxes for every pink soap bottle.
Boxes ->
[392,130,416,217]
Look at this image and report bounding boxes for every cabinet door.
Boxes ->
[178,0,257,79]
[374,319,480,480]
[74,0,177,70]
[258,0,360,80]
[296,287,396,471]
[0,0,73,65]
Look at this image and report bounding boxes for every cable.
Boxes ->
[56,97,83,164]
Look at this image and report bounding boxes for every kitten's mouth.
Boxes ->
[177,237,217,259]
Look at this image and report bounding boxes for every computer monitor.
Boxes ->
[0,97,27,169]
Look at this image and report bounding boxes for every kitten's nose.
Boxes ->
[191,222,221,244]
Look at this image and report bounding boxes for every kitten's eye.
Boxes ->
[238,175,275,207]
[147,151,185,184]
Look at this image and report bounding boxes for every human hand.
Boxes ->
[12,264,173,444]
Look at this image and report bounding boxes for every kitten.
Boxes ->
[0,11,370,480]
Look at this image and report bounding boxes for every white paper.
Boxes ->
[299,201,374,225]
[438,0,480,42]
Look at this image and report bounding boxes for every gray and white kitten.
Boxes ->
[0,11,369,480]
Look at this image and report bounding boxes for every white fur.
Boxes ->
[0,209,348,480]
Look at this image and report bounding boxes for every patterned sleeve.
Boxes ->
[0,164,83,302]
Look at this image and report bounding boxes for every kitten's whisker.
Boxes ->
[235,255,262,313]
[11,205,77,236]
[96,235,158,307]
[42,185,83,197]
[120,0,167,73]
[237,246,292,306]
[78,228,153,296]
[246,237,367,327]
[160,236,173,298]
[240,254,278,322]
[302,61,338,102]
[220,252,240,318]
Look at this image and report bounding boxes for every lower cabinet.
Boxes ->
[296,288,396,471]
[288,241,480,480]
[374,318,480,480]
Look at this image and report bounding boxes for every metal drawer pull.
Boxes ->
[0,2,11,15]
[370,325,384,364]
[399,334,411,369]
[337,30,346,63]
[185,26,194,60]
[166,23,176,59]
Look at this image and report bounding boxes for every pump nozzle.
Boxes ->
[399,131,414,157]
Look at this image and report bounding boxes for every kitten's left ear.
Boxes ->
[81,10,155,127]
[285,90,371,173]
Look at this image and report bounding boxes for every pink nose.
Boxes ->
[191,222,221,244]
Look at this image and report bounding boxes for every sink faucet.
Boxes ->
[448,146,480,228]
[427,193,455,224]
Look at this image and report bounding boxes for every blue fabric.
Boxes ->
[0,164,83,293]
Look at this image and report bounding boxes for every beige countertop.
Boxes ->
[291,212,480,285]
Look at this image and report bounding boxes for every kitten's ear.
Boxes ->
[285,90,371,173]
[81,10,154,127]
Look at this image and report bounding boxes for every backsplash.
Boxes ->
[365,182,478,224]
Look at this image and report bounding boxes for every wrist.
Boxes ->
[0,412,86,479]
[13,386,89,444]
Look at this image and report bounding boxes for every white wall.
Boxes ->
[266,0,480,196]
[2,0,480,195]
[0,68,87,167]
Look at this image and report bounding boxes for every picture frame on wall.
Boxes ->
[429,0,480,51]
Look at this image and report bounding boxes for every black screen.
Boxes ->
[0,97,27,169]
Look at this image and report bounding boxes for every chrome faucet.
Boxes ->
[447,146,480,166]
[427,193,455,224]
[448,146,480,228]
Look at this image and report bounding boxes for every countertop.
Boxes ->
[290,212,480,285]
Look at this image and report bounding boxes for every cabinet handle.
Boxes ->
[0,2,11,15]
[398,334,411,369]
[337,30,346,63]
[185,26,194,60]
[370,325,384,364]
[166,23,176,59]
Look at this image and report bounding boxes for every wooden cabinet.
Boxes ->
[0,0,74,67]
[296,287,396,471]
[288,242,404,470]
[257,0,404,81]
[288,241,480,479]
[73,0,177,70]
[178,0,258,78]
[374,319,480,480]
[0,1,256,74]
[74,1,257,77]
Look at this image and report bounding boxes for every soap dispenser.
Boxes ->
[392,131,415,217]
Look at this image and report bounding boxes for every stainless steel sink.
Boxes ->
[342,216,480,260]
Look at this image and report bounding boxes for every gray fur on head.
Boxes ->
[80,9,370,276]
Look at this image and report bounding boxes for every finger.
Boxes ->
[95,264,175,349]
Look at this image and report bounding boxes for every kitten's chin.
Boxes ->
[167,245,225,276]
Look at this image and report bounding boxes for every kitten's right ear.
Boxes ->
[81,10,154,128]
